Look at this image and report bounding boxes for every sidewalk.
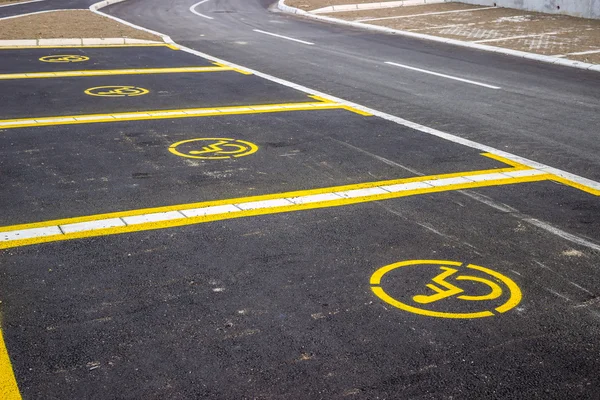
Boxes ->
[288,1,600,64]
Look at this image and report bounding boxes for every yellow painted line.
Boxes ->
[0,165,553,250]
[0,330,20,400]
[0,100,359,130]
[212,61,253,75]
[0,66,240,80]
[550,176,600,196]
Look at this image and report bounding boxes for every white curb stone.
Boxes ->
[311,0,445,14]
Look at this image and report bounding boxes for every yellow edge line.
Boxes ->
[0,66,237,80]
[0,101,349,130]
[212,61,253,75]
[309,94,372,116]
[0,174,552,250]
[550,176,600,196]
[0,330,20,400]
[0,166,532,232]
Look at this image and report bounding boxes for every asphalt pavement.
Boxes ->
[0,1,599,399]
[0,0,96,19]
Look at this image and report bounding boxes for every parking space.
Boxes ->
[1,42,599,398]
[2,185,600,398]
[0,45,218,74]
[0,111,516,225]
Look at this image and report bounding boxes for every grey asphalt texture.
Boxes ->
[0,0,96,19]
[1,1,600,399]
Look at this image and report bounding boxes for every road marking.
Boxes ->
[0,98,368,129]
[385,61,501,90]
[252,29,315,45]
[0,155,560,249]
[170,43,600,196]
[39,55,89,63]
[472,33,559,44]
[169,138,259,159]
[84,85,149,97]
[357,7,496,22]
[0,0,43,7]
[0,42,173,49]
[0,330,21,400]
[190,0,214,19]
[0,66,240,80]
[370,260,521,319]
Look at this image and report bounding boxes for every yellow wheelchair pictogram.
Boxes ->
[39,55,89,63]
[169,138,259,160]
[84,86,149,97]
[370,260,522,319]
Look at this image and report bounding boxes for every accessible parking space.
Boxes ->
[0,45,219,74]
[0,111,516,225]
[1,42,600,399]
[0,71,318,120]
[1,187,600,399]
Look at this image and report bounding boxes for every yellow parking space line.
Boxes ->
[0,164,553,250]
[0,101,363,130]
[0,330,20,400]
[0,66,240,80]
[308,94,372,116]
[212,61,253,75]
[550,176,600,196]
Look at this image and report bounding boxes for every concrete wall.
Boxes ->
[456,0,600,19]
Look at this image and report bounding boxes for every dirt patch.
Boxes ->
[0,0,28,4]
[0,10,162,41]
[316,1,600,62]
[287,0,401,12]
[326,2,488,20]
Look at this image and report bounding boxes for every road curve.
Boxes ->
[105,0,600,182]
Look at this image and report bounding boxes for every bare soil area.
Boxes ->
[287,0,401,12]
[0,10,162,40]
[309,1,600,60]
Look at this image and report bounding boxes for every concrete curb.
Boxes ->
[0,38,163,47]
[277,0,599,73]
[311,0,444,14]
[90,0,176,45]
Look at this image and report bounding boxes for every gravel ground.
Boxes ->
[308,1,600,61]
[0,10,162,40]
[287,0,401,12]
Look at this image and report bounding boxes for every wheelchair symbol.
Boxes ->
[84,86,149,97]
[169,138,258,160]
[39,55,89,63]
[370,260,522,319]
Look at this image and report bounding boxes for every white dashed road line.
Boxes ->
[252,29,315,45]
[385,61,501,89]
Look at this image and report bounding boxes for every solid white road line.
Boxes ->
[385,61,501,89]
[357,7,496,22]
[253,29,314,45]
[0,9,70,21]
[91,1,600,193]
[0,0,44,8]
[190,0,213,20]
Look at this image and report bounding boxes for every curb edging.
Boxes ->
[276,0,599,72]
[0,38,162,47]
[311,0,445,14]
